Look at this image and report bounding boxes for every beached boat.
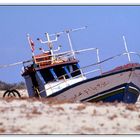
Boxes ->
[20,27,140,103]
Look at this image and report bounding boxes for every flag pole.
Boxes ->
[27,33,35,56]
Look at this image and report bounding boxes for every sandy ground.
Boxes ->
[0,90,140,134]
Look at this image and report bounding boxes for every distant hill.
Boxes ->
[0,81,26,90]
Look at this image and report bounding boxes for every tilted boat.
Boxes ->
[19,27,140,103]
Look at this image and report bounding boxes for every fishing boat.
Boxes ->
[20,27,140,104]
[1,26,140,103]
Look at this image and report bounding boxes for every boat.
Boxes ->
[22,27,140,103]
[20,27,140,103]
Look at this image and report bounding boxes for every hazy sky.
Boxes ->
[0,5,140,83]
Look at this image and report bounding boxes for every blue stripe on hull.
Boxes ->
[102,91,139,103]
[101,92,124,102]
[87,85,139,104]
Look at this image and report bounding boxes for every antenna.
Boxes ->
[37,32,58,49]
[48,26,87,37]
[123,35,131,62]
[37,26,87,60]
[37,32,60,64]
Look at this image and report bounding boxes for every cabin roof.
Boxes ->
[22,59,79,76]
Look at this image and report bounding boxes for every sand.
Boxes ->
[0,90,140,134]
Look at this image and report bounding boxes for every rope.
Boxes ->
[0,61,23,68]
[0,59,32,69]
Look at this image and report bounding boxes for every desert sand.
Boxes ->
[0,90,140,135]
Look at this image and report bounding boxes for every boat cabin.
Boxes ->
[22,28,89,98]
[22,51,85,97]
[22,27,92,98]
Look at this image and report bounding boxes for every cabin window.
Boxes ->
[54,66,66,78]
[39,63,82,83]
[71,64,81,77]
[39,66,67,83]
[40,68,55,83]
[54,66,70,79]
[56,64,81,78]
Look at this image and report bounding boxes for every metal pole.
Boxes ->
[45,33,54,64]
[123,35,131,62]
[96,49,102,74]
[66,31,76,59]
[27,34,35,56]
[45,33,53,49]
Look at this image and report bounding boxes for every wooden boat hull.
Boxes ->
[48,67,140,103]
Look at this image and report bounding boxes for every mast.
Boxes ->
[45,32,55,62]
[65,30,75,58]
[37,32,59,64]
[65,26,87,59]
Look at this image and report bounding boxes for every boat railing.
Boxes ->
[80,51,140,75]
[38,65,102,96]
[25,50,139,69]
[23,47,102,70]
[37,50,140,96]
[39,67,101,95]
[80,51,140,72]
[33,51,76,68]
[23,46,140,74]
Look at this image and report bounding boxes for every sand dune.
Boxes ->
[0,91,140,134]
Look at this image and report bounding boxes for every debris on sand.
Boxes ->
[0,97,140,134]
